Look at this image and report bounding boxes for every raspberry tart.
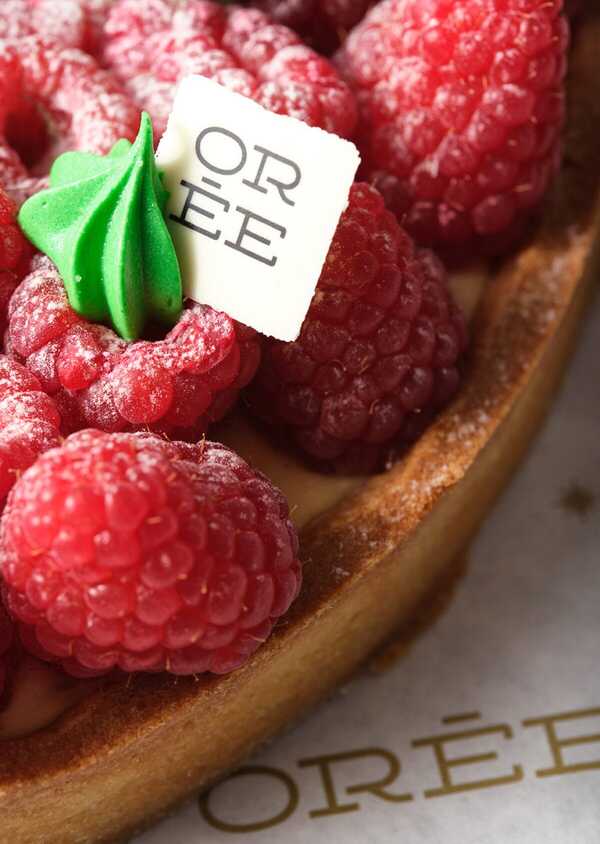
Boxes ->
[0,4,599,844]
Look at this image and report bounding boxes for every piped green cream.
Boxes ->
[18,113,182,341]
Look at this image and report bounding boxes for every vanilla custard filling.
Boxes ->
[0,265,486,741]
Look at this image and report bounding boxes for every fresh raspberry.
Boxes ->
[0,601,16,708]
[247,183,468,473]
[0,186,32,334]
[0,1,114,56]
[0,355,62,506]
[1,430,301,677]
[0,37,140,205]
[102,0,357,139]
[337,0,569,258]
[6,257,261,439]
[255,0,373,54]
[0,0,86,47]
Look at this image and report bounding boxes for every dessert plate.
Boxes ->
[1,13,600,844]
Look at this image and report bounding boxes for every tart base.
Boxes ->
[2,14,600,844]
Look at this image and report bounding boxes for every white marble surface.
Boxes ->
[135,292,600,844]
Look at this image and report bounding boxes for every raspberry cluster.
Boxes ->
[0,0,571,687]
[0,355,62,506]
[0,36,139,204]
[102,0,357,138]
[1,430,301,677]
[248,183,467,473]
[0,185,31,334]
[6,258,261,440]
[337,0,569,256]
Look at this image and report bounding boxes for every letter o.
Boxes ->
[195,127,247,175]
[199,765,299,833]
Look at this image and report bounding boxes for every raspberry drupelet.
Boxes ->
[336,0,569,258]
[0,186,32,335]
[6,257,261,440]
[102,0,358,139]
[247,183,468,474]
[0,356,62,506]
[0,36,140,205]
[1,430,302,677]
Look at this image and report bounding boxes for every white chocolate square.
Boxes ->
[155,75,360,341]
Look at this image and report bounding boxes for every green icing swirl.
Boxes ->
[18,113,182,341]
